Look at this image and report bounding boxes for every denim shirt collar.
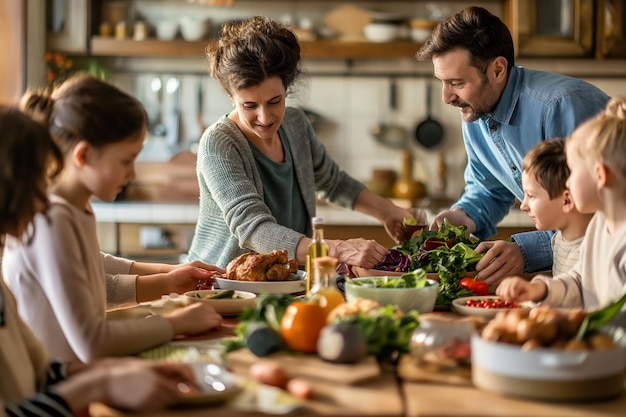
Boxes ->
[481,65,523,126]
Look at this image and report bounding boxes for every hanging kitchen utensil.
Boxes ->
[165,76,181,151]
[196,78,206,133]
[300,107,325,133]
[414,80,444,149]
[370,78,408,149]
[151,76,167,137]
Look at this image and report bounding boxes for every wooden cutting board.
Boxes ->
[226,348,381,385]
[323,4,372,41]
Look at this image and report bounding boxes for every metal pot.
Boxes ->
[414,81,444,149]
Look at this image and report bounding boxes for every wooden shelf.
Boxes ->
[90,36,423,59]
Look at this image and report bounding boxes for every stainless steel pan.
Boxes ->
[371,78,408,149]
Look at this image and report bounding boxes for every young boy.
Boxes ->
[497,98,626,310]
[519,138,594,276]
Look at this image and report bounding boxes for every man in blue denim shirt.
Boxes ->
[416,6,609,285]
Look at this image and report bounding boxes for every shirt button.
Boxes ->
[489,125,497,132]
[511,166,517,171]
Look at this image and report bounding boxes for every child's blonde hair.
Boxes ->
[567,97,626,183]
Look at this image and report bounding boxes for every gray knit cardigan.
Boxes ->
[186,107,366,268]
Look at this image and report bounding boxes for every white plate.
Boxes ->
[178,362,241,406]
[214,270,307,294]
[184,290,257,315]
[452,296,529,320]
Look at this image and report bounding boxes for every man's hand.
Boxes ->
[429,209,476,236]
[474,240,525,286]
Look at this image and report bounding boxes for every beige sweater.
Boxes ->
[0,278,48,404]
[2,195,173,363]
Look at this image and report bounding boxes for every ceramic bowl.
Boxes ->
[472,328,626,401]
[452,296,529,320]
[344,277,438,314]
[179,16,210,41]
[155,20,179,40]
[184,289,256,315]
[363,23,400,43]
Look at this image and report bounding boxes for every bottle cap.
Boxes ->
[311,216,325,225]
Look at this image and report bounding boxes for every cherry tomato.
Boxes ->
[465,297,518,309]
[280,300,327,353]
[459,277,489,296]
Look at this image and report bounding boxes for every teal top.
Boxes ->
[249,133,307,235]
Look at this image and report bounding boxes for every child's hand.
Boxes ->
[164,302,223,337]
[164,265,217,294]
[178,260,225,275]
[496,276,547,303]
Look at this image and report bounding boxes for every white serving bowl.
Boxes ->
[155,20,179,40]
[184,289,256,315]
[471,329,626,401]
[363,23,400,43]
[471,328,626,401]
[179,16,210,41]
[344,277,438,314]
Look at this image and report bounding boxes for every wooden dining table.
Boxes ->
[93,309,626,417]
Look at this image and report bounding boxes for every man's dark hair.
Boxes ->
[416,6,515,75]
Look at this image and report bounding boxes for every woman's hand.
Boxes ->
[328,238,389,269]
[384,207,427,243]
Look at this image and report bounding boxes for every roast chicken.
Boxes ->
[225,250,299,281]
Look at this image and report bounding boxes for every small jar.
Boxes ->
[410,316,474,368]
[133,21,147,40]
[115,21,128,39]
[99,21,113,37]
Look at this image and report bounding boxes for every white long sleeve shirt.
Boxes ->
[2,195,173,363]
[533,212,626,311]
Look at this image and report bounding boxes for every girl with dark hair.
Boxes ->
[0,106,201,416]
[3,75,223,363]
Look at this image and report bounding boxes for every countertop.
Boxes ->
[91,201,534,228]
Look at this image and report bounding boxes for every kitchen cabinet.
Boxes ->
[42,0,626,61]
[84,0,503,59]
[90,36,423,59]
[506,0,626,59]
[507,0,595,58]
[46,0,89,53]
[596,0,626,58]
